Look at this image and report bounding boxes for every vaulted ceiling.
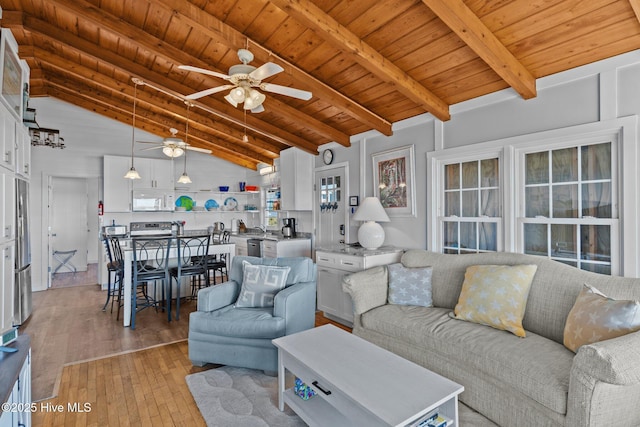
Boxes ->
[1,0,640,169]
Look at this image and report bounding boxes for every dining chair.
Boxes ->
[170,234,211,319]
[131,236,173,329]
[206,230,231,286]
[101,234,124,313]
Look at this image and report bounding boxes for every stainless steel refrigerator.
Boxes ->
[14,177,31,325]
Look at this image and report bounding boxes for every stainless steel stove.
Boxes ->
[129,221,173,236]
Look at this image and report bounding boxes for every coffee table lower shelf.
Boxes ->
[283,389,351,426]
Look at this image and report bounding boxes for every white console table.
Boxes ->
[273,325,463,427]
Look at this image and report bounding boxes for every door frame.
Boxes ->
[44,172,100,288]
[314,162,350,250]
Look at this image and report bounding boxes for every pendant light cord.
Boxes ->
[130,81,138,165]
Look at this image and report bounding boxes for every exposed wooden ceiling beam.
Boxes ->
[45,0,348,147]
[47,74,273,163]
[29,46,284,158]
[629,0,640,24]
[421,0,536,99]
[152,0,392,137]
[2,11,321,154]
[269,0,450,121]
[44,80,264,168]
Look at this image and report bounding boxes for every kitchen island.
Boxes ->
[229,232,312,258]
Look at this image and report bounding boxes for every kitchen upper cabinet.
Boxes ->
[0,106,15,171]
[103,155,132,212]
[14,125,30,179]
[132,157,174,190]
[1,169,15,243]
[280,147,313,211]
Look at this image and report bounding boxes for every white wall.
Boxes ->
[29,98,252,291]
[336,49,640,252]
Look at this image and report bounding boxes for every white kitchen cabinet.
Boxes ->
[1,170,15,243]
[263,239,311,258]
[1,242,15,333]
[14,125,30,179]
[316,247,403,326]
[132,157,174,190]
[0,106,15,171]
[103,155,133,212]
[280,147,313,211]
[230,236,249,256]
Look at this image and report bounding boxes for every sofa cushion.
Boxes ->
[453,264,537,337]
[387,263,433,307]
[360,305,573,415]
[190,305,285,339]
[235,261,290,308]
[564,284,640,352]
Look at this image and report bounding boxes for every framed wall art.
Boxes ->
[372,144,417,217]
[0,29,24,120]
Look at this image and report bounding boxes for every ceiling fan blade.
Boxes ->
[185,84,235,100]
[251,104,265,114]
[137,140,161,144]
[178,65,230,80]
[139,146,163,151]
[186,146,212,154]
[261,83,312,100]
[249,62,284,81]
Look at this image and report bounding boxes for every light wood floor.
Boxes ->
[23,283,349,426]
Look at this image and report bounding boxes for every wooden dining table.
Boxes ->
[119,236,235,327]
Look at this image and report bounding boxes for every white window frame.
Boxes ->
[427,116,639,277]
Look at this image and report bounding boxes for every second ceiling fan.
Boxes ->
[180,48,312,113]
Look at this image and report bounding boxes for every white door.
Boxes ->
[49,177,89,281]
[314,166,348,248]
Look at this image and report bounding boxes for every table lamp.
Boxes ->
[352,197,390,250]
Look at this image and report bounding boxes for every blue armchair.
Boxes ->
[188,256,317,372]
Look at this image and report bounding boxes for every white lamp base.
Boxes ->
[358,221,385,250]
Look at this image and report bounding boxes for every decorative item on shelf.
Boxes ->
[175,195,194,211]
[224,197,238,211]
[29,127,65,149]
[124,78,142,179]
[245,185,258,191]
[352,196,390,250]
[219,186,229,192]
[177,102,193,184]
[239,181,246,191]
[205,199,219,211]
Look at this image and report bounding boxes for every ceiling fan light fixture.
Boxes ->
[244,90,265,110]
[229,86,246,103]
[162,146,184,158]
[224,93,238,108]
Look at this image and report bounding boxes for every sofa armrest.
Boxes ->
[274,281,317,335]
[572,330,640,385]
[342,266,389,315]
[197,280,240,312]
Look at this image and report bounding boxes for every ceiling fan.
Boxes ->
[138,128,212,158]
[179,48,312,113]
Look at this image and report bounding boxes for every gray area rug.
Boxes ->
[186,366,305,427]
[187,366,497,427]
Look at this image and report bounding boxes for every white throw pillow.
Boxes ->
[235,261,291,308]
[387,263,433,307]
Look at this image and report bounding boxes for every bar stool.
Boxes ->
[53,249,78,275]
[101,235,123,312]
[171,234,210,317]
[206,231,231,286]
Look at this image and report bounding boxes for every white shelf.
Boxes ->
[283,389,351,427]
[175,190,259,195]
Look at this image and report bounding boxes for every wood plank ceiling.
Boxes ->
[1,0,640,169]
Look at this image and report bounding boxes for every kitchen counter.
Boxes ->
[230,231,312,242]
[315,244,403,257]
[0,334,30,406]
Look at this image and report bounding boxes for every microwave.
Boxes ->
[132,189,175,211]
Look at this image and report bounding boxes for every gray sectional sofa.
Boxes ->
[342,249,640,427]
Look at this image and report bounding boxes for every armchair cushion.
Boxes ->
[235,261,290,308]
[190,306,285,339]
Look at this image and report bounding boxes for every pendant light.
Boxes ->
[124,78,142,179]
[177,102,192,184]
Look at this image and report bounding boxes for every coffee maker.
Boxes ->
[282,218,297,238]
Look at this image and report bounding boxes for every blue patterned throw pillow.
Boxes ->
[387,263,433,307]
[235,261,291,308]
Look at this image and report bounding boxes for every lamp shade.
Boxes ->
[352,197,390,222]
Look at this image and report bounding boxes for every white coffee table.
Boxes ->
[272,324,464,426]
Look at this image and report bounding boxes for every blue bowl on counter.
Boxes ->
[219,186,229,192]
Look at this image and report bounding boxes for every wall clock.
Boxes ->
[322,149,334,165]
